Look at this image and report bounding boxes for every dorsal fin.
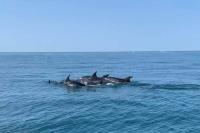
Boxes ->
[66,74,70,81]
[102,74,109,78]
[91,71,97,78]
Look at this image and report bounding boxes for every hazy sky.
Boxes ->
[0,0,200,52]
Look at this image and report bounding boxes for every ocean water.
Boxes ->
[0,52,200,133]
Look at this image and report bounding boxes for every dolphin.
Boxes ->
[80,71,98,79]
[64,74,85,87]
[78,71,109,86]
[102,76,133,84]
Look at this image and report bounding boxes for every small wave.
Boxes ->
[150,84,200,90]
[132,81,200,90]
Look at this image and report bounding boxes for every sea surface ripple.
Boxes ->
[0,52,200,133]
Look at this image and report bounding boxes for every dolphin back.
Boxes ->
[102,74,109,78]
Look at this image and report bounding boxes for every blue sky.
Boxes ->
[0,0,200,52]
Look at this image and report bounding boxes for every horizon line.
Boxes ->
[0,50,200,53]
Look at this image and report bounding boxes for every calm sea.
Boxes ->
[0,52,200,133]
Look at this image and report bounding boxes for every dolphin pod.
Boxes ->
[49,71,133,88]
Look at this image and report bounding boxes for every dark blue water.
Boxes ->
[1,52,200,133]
